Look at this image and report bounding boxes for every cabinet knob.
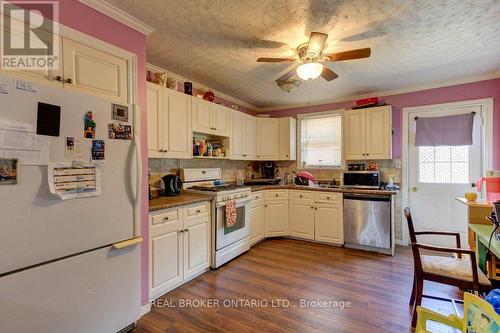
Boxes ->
[311,206,313,209]
[196,210,201,213]
[184,229,189,232]
[315,207,318,210]
[179,230,184,233]
[55,75,63,82]
[327,196,330,200]
[300,195,303,198]
[275,194,279,197]
[66,78,73,84]
[163,217,169,221]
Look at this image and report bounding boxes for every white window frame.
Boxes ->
[297,109,345,170]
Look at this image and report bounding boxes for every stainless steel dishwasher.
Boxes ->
[343,193,392,254]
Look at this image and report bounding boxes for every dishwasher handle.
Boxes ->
[343,193,391,202]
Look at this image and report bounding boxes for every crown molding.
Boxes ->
[256,71,500,112]
[146,63,258,111]
[78,0,155,35]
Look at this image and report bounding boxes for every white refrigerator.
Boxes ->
[0,74,142,333]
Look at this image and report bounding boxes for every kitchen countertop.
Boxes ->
[149,193,212,212]
[455,197,492,208]
[249,184,398,196]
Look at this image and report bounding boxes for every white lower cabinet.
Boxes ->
[149,202,210,300]
[249,190,343,246]
[289,201,315,240]
[314,203,343,245]
[250,193,266,245]
[264,190,289,237]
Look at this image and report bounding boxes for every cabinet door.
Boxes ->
[289,201,315,240]
[314,204,343,245]
[231,111,245,159]
[366,106,392,159]
[183,215,210,280]
[344,109,366,160]
[62,38,128,104]
[146,83,163,157]
[213,105,230,136]
[265,200,289,237]
[164,89,192,159]
[250,200,265,245]
[192,98,212,133]
[257,118,279,160]
[278,117,297,161]
[245,116,257,159]
[149,219,183,300]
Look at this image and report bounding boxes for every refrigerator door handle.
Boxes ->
[131,104,142,237]
[112,236,143,249]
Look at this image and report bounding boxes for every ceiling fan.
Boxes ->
[257,32,371,83]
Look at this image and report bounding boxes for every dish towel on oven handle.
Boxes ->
[225,200,237,227]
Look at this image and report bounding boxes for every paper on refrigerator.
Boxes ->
[48,162,102,200]
[0,119,50,165]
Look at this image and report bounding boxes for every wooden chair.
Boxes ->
[416,292,500,332]
[404,207,491,327]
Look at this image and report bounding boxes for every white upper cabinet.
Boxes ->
[192,98,230,137]
[278,117,297,161]
[62,38,129,104]
[245,116,257,159]
[147,83,163,157]
[344,105,392,160]
[147,83,192,159]
[2,32,131,103]
[163,89,192,158]
[192,98,213,134]
[344,109,366,160]
[257,118,279,160]
[230,111,257,160]
[365,106,392,159]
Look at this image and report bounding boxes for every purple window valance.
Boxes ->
[415,113,475,147]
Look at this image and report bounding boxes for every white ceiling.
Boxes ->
[106,0,500,109]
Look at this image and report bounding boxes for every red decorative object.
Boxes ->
[356,97,379,107]
[203,90,215,102]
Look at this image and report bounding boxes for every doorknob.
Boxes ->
[411,187,418,192]
[471,183,476,188]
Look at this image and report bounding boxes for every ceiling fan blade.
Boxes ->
[306,32,328,57]
[275,68,297,82]
[321,67,339,81]
[323,48,371,62]
[257,57,295,63]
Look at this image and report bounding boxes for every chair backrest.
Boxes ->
[404,207,423,275]
[404,207,418,244]
[463,292,500,332]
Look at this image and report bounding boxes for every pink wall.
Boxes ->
[55,0,150,305]
[266,78,500,168]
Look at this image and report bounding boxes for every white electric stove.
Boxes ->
[181,168,251,268]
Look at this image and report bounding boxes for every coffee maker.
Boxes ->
[261,161,276,179]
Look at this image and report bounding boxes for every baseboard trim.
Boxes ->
[140,303,151,317]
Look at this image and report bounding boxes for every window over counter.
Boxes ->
[297,110,343,169]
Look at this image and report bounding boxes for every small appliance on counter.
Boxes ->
[261,161,276,178]
[343,171,380,189]
[162,174,182,196]
[293,171,316,186]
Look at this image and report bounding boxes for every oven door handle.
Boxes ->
[216,197,251,208]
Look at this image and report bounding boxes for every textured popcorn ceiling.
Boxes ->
[107,0,500,108]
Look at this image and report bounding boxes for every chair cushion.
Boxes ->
[421,255,491,286]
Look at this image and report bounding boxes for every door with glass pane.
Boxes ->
[408,106,482,247]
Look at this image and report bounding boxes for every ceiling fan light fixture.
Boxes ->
[296,62,323,80]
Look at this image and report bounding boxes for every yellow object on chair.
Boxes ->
[416,292,500,332]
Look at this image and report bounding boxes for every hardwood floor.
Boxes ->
[135,239,462,333]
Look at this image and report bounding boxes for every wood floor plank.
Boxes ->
[135,239,462,333]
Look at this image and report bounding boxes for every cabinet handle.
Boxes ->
[300,195,303,198]
[184,229,189,232]
[311,206,314,209]
[275,194,279,197]
[163,217,169,221]
[179,230,184,233]
[65,78,73,84]
[196,210,201,213]
[327,196,330,200]
[55,75,63,82]
[315,207,318,210]
[265,205,268,208]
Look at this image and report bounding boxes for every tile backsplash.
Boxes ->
[149,158,404,242]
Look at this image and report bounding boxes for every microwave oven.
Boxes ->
[343,171,380,189]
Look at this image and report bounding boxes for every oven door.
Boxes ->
[215,197,251,251]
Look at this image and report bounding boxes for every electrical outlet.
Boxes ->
[395,160,401,169]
